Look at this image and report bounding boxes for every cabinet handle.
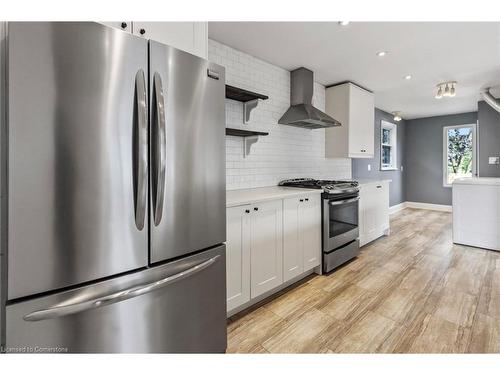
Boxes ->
[376,185,382,188]
[305,198,309,201]
[299,199,304,202]
[121,22,128,29]
[245,209,250,214]
[254,207,258,211]
[139,28,146,35]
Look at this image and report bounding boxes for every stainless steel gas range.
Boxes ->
[279,178,360,273]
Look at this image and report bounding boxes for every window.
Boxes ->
[443,124,476,187]
[380,120,397,170]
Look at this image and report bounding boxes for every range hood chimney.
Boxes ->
[279,67,341,129]
[482,88,500,113]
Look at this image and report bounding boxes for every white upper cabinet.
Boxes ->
[98,22,208,59]
[325,82,375,158]
[249,200,283,298]
[98,21,132,33]
[132,22,208,59]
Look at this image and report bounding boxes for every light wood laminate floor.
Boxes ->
[227,208,500,353]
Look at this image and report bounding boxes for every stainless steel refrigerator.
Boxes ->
[0,22,227,353]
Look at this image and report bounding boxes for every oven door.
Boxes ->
[323,195,359,251]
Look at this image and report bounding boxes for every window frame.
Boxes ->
[442,123,477,188]
[380,120,398,171]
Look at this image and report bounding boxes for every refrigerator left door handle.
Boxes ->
[134,69,148,230]
[152,72,167,226]
[22,255,221,322]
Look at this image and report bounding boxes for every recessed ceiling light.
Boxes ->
[404,75,412,80]
[376,51,388,57]
[338,21,350,26]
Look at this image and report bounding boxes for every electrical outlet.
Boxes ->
[367,164,371,171]
[401,165,404,171]
[488,157,500,165]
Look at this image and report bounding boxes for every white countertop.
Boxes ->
[356,178,392,186]
[453,177,500,186]
[226,186,322,207]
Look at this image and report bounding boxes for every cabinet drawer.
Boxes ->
[323,240,359,273]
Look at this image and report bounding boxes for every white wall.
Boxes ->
[208,39,351,190]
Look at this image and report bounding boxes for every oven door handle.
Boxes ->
[329,196,360,206]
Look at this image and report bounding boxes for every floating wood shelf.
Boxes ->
[225,128,269,158]
[225,128,269,137]
[225,85,269,124]
[226,85,269,102]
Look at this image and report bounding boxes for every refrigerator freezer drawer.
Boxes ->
[5,245,227,353]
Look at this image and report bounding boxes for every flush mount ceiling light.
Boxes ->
[392,111,402,122]
[338,21,350,26]
[435,81,457,99]
[376,51,388,57]
[404,75,412,80]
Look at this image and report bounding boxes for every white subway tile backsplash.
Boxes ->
[209,39,351,191]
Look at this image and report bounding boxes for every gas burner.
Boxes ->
[279,178,359,195]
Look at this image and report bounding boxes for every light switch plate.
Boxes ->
[488,156,500,165]
[367,164,371,171]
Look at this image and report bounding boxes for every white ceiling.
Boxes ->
[208,22,500,119]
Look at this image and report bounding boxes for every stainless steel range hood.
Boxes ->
[279,67,341,129]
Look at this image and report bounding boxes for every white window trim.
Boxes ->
[442,123,477,188]
[380,120,398,171]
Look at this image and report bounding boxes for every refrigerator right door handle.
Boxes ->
[134,69,148,230]
[23,255,220,322]
[153,72,166,226]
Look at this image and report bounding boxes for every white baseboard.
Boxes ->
[405,201,452,212]
[389,202,407,215]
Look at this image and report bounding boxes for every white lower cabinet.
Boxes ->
[359,182,390,246]
[226,194,322,314]
[225,205,251,312]
[249,200,283,298]
[283,194,321,282]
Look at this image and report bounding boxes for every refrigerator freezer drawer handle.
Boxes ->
[23,255,220,322]
[134,69,148,230]
[153,72,167,226]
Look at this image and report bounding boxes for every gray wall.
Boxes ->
[478,100,500,177]
[406,112,478,206]
[352,108,406,207]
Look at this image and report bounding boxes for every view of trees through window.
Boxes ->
[445,126,474,185]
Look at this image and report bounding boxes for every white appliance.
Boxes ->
[453,177,500,251]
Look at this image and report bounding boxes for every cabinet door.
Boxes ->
[348,84,374,158]
[301,194,322,271]
[132,22,208,58]
[375,183,390,233]
[226,206,251,312]
[359,185,378,246]
[98,22,132,33]
[283,198,304,282]
[250,200,283,298]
